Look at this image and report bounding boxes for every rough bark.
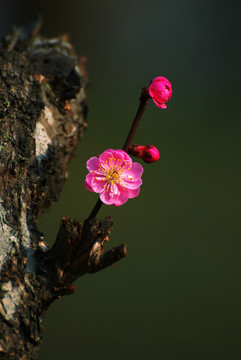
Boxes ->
[0,20,126,360]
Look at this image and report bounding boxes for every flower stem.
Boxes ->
[122,87,150,152]
[87,87,150,220]
[87,197,103,220]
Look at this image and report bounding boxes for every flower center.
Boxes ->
[106,169,120,184]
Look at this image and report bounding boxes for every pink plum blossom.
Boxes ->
[85,149,143,206]
[129,145,160,163]
[148,76,172,109]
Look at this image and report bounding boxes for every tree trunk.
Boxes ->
[0,20,126,359]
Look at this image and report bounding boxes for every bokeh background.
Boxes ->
[1,1,241,359]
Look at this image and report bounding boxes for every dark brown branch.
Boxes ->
[47,217,127,285]
[89,243,127,273]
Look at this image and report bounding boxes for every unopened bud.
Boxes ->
[129,145,160,163]
[148,76,172,109]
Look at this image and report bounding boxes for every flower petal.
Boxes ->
[85,173,106,193]
[100,187,115,205]
[127,188,140,199]
[99,149,115,167]
[152,98,167,109]
[100,149,131,170]
[124,162,143,180]
[122,178,142,189]
[112,184,129,206]
[86,157,100,172]
[84,177,95,192]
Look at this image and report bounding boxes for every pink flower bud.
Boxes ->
[129,145,160,163]
[148,76,172,109]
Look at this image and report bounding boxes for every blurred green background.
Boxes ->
[1,1,241,359]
